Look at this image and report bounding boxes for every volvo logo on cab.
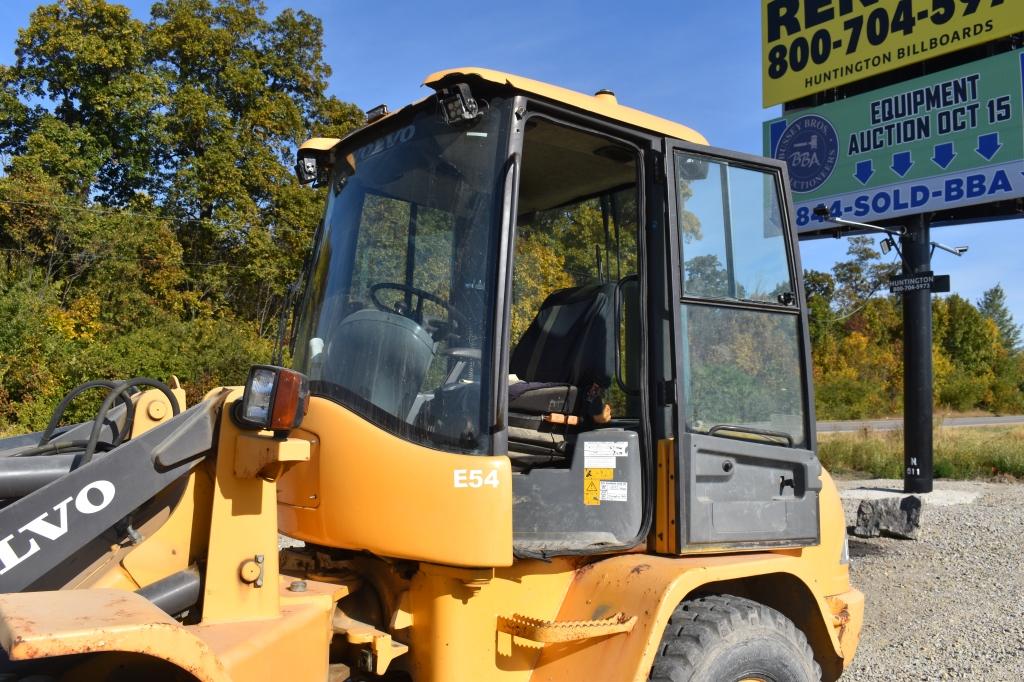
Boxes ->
[0,480,116,575]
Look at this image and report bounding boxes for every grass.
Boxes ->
[4,408,1021,481]
[819,425,1024,480]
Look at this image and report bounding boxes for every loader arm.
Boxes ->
[0,385,343,682]
[0,395,222,593]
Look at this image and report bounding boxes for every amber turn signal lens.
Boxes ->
[238,365,309,432]
[269,368,309,431]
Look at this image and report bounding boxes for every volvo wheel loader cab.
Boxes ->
[0,69,862,682]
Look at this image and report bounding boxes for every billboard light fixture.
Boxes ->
[812,204,905,238]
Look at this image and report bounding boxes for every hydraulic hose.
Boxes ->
[36,379,135,448]
[75,377,181,470]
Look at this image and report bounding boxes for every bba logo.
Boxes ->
[0,480,116,574]
[774,115,839,193]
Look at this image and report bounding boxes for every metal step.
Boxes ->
[496,611,636,643]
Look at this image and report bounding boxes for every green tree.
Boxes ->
[831,236,898,314]
[804,238,904,420]
[684,254,729,298]
[2,0,364,326]
[803,269,836,349]
[937,295,1000,375]
[805,240,1023,419]
[977,284,1021,351]
[0,0,363,433]
[10,0,160,202]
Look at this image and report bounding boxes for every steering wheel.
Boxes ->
[369,282,469,337]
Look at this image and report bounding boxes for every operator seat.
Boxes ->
[509,282,616,424]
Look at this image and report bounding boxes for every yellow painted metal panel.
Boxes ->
[404,560,579,681]
[524,470,857,680]
[276,429,321,508]
[762,0,1024,106]
[299,136,341,151]
[277,397,513,567]
[0,584,339,682]
[300,68,709,163]
[202,390,284,623]
[424,67,709,144]
[831,585,865,666]
[651,438,677,554]
[120,468,213,589]
[527,553,847,681]
[191,579,338,682]
[0,589,231,682]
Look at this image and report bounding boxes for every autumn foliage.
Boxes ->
[807,238,1023,419]
[0,2,1019,436]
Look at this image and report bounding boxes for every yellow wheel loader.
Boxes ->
[0,69,863,681]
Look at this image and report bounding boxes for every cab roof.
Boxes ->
[424,67,708,145]
[300,68,710,154]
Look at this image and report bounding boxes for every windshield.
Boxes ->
[293,98,510,454]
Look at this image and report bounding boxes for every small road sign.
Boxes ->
[929,274,950,293]
[888,272,950,295]
[889,272,934,294]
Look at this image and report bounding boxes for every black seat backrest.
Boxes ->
[510,283,616,390]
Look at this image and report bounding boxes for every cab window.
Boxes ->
[292,100,510,454]
[675,152,807,448]
[510,117,642,441]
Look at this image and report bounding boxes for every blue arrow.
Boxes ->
[932,142,955,169]
[854,160,874,184]
[977,133,1001,160]
[891,151,913,177]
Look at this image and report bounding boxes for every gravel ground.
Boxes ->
[836,478,1024,681]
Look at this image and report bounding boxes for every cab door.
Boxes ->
[664,142,821,551]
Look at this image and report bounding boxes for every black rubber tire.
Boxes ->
[649,594,822,682]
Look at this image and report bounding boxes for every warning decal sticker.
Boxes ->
[583,468,614,506]
[600,481,628,502]
[583,441,630,470]
[583,441,629,457]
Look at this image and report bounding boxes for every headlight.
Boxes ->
[236,365,310,433]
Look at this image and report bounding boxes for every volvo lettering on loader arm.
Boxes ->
[0,68,863,682]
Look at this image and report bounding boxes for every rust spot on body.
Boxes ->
[629,564,651,576]
[574,562,595,578]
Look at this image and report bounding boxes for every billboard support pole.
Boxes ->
[902,213,933,494]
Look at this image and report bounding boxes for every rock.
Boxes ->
[852,495,922,540]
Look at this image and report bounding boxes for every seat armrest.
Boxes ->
[508,384,577,415]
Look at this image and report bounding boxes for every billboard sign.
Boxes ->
[762,0,1024,107]
[764,49,1024,233]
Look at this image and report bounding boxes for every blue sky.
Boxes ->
[1,0,1021,322]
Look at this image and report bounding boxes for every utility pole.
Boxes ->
[901,214,932,494]
[813,206,965,494]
